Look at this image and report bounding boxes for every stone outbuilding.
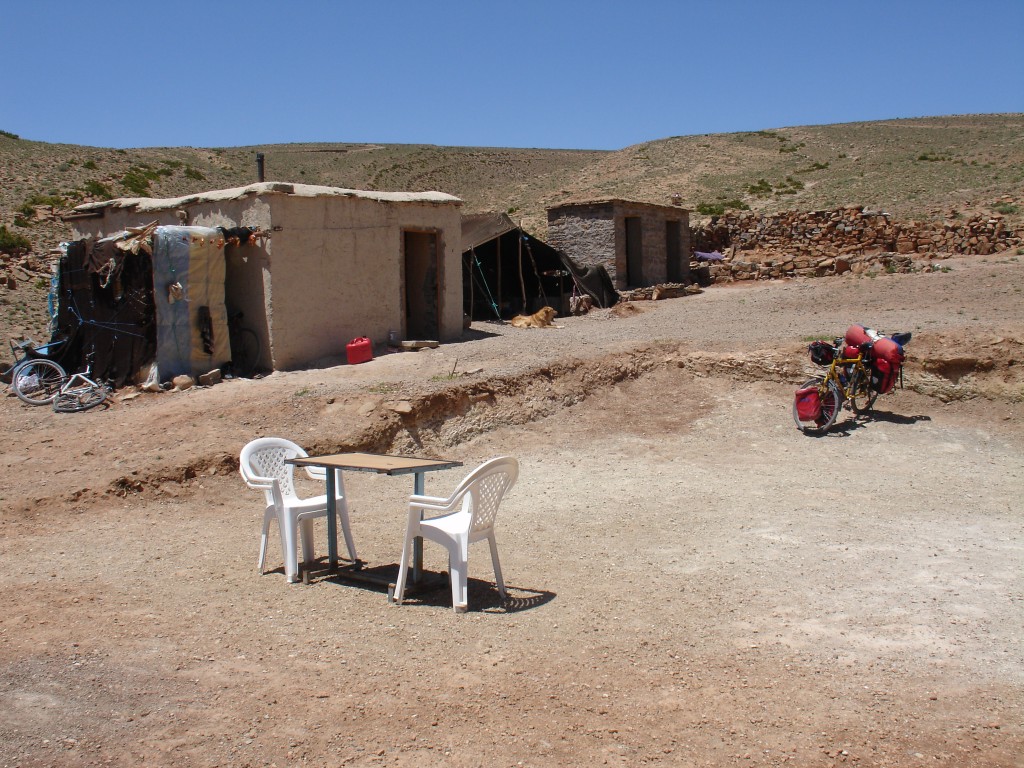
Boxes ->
[67,182,464,372]
[546,199,691,290]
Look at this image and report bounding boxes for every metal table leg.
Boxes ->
[325,468,339,569]
[413,471,424,584]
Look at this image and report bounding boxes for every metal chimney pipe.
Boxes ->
[256,153,265,182]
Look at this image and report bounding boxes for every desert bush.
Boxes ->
[82,180,113,199]
[82,159,98,170]
[0,225,32,253]
[993,202,1018,215]
[0,129,20,140]
[184,166,206,181]
[17,193,65,217]
[121,165,164,196]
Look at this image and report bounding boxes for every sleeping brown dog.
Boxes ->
[509,306,561,328]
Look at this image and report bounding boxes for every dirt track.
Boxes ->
[1,256,1022,767]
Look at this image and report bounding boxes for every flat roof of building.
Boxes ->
[72,181,462,215]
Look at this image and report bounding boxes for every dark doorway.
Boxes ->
[625,216,643,287]
[404,231,440,340]
[666,220,683,283]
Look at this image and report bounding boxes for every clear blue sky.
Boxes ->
[3,0,1021,150]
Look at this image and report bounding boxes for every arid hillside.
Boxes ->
[1,114,1022,344]
[3,114,1023,245]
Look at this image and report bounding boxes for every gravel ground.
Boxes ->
[1,256,1022,767]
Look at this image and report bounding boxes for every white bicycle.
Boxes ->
[50,368,111,413]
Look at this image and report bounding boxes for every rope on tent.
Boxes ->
[521,236,549,305]
[470,248,502,320]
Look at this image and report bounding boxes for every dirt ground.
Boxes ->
[1,255,1022,767]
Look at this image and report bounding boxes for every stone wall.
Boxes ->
[547,200,691,289]
[692,206,1021,282]
[547,211,617,280]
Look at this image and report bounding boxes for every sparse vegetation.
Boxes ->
[696,199,750,215]
[17,193,65,218]
[0,225,32,253]
[184,166,206,181]
[0,129,20,140]
[82,180,113,199]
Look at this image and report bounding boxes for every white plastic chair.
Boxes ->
[239,437,357,582]
[394,456,519,612]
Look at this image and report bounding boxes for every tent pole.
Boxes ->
[467,251,474,319]
[498,236,504,318]
[518,225,527,312]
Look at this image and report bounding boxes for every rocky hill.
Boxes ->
[1,114,1022,342]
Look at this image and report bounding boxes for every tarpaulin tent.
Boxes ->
[50,225,233,386]
[461,212,617,321]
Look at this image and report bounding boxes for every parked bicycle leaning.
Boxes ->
[3,336,68,405]
[793,324,911,432]
[4,337,111,413]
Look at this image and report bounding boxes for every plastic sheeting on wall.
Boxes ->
[152,226,231,381]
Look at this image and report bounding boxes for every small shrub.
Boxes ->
[82,159,98,170]
[17,193,65,217]
[696,202,726,216]
[0,129,19,140]
[82,180,113,199]
[0,225,31,253]
[993,202,1018,215]
[121,167,153,196]
[160,159,183,169]
[747,178,773,196]
[184,166,206,181]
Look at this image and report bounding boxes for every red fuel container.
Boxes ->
[346,336,373,365]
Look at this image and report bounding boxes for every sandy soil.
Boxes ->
[1,256,1022,767]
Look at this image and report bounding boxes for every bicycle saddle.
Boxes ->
[890,332,912,346]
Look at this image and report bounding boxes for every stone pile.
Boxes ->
[692,206,1021,282]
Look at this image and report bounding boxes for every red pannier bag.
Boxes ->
[794,385,822,421]
[845,324,872,349]
[870,337,905,393]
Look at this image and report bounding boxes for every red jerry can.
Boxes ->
[346,337,373,365]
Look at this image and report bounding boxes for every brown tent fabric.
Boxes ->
[51,237,157,387]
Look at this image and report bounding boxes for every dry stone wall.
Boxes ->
[692,206,1021,282]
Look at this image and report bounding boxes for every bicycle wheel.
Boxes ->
[53,383,109,413]
[230,327,260,378]
[816,379,843,430]
[793,377,842,433]
[848,369,878,414]
[12,359,66,405]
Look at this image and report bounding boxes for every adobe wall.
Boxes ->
[692,206,1021,282]
[266,195,463,370]
[68,189,464,372]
